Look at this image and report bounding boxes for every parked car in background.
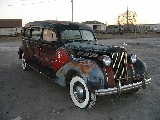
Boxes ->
[18,20,151,109]
[9,31,18,37]
[156,30,160,34]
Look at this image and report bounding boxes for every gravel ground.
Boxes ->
[0,38,160,120]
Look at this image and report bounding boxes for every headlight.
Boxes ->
[131,54,137,63]
[103,55,111,66]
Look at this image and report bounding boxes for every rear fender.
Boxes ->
[18,47,23,59]
[53,47,70,72]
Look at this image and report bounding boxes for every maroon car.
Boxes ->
[18,20,151,109]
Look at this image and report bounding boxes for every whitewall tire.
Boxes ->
[70,76,96,109]
[22,53,29,70]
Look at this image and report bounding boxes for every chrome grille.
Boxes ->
[111,52,128,81]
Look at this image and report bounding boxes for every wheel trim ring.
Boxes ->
[70,76,90,108]
[22,54,26,69]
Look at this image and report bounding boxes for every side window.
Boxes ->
[81,30,94,41]
[24,28,31,38]
[43,29,57,42]
[31,27,41,40]
[61,30,81,40]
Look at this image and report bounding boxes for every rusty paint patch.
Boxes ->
[67,59,98,75]
[59,67,65,76]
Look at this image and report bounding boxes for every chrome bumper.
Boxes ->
[95,78,151,96]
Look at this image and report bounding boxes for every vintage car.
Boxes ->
[18,20,151,109]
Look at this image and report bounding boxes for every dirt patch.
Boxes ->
[0,36,22,42]
[96,32,160,39]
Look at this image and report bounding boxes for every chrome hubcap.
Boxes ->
[74,86,84,99]
[73,84,85,102]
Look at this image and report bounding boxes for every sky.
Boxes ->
[0,0,159,26]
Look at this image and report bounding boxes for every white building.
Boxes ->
[136,24,158,31]
[0,19,22,36]
[82,21,106,32]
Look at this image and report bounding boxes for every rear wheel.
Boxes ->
[22,53,29,70]
[70,76,96,109]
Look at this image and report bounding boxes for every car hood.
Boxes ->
[65,41,126,55]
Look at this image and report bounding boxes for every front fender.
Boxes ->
[133,58,148,78]
[56,58,105,91]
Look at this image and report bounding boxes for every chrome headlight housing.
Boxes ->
[103,55,111,66]
[131,54,137,63]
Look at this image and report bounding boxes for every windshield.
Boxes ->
[61,30,96,42]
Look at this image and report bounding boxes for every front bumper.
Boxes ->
[95,78,151,95]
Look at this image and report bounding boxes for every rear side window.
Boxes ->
[31,27,41,40]
[43,29,57,42]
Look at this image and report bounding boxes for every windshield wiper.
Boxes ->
[63,39,81,43]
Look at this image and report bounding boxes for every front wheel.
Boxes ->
[70,76,96,109]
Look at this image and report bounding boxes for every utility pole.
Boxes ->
[71,0,73,22]
[127,6,129,31]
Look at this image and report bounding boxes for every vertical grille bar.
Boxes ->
[111,52,128,81]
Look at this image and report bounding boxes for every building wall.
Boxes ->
[86,24,106,31]
[0,27,21,36]
[0,19,22,28]
[154,24,160,30]
[0,19,22,35]
[136,24,158,31]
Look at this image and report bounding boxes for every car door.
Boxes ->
[39,28,59,70]
[22,27,32,61]
[29,26,42,63]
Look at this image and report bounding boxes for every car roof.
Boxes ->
[24,20,93,32]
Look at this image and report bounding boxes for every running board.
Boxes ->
[27,62,57,81]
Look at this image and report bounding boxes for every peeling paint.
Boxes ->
[67,59,98,75]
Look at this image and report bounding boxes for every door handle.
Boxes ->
[27,43,29,48]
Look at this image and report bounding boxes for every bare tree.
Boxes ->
[117,8,137,31]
